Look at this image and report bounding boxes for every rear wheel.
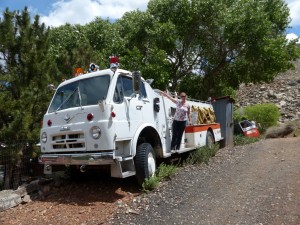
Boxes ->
[134,143,156,186]
[206,131,215,148]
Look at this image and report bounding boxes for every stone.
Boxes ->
[0,190,22,212]
[22,194,32,203]
[279,101,287,107]
[287,81,298,86]
[260,86,267,91]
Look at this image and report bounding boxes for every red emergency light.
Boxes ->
[109,55,119,64]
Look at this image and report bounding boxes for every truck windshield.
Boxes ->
[48,75,110,113]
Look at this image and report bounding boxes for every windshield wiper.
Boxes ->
[55,87,79,113]
[77,86,83,109]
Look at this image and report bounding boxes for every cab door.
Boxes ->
[113,75,143,139]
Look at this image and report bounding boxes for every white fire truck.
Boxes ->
[39,58,223,185]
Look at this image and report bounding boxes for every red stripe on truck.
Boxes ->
[185,124,221,133]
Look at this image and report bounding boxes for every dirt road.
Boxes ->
[111,137,300,225]
[1,137,299,225]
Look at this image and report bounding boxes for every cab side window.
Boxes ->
[122,76,133,97]
[113,77,124,103]
[122,75,148,98]
[113,76,147,103]
[141,83,147,98]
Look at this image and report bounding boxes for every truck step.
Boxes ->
[115,156,133,161]
[120,171,136,178]
[162,147,196,158]
[111,158,136,178]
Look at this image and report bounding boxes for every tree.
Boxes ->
[48,17,124,78]
[121,0,299,99]
[85,17,124,68]
[0,7,57,189]
[0,8,53,141]
[48,23,94,80]
[115,10,173,89]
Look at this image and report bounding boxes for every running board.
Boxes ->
[163,147,196,158]
[176,147,196,154]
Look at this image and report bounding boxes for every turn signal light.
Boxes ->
[87,113,94,121]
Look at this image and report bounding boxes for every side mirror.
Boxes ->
[132,71,141,94]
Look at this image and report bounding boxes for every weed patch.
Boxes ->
[142,163,177,193]
[234,135,260,146]
[142,176,160,193]
[157,163,177,180]
[185,144,219,165]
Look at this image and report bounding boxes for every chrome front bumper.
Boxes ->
[39,152,114,165]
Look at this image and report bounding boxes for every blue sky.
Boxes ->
[0,0,299,41]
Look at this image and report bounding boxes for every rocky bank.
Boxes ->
[236,59,300,123]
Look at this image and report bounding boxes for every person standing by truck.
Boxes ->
[161,91,191,151]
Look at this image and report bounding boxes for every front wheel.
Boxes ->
[134,143,156,186]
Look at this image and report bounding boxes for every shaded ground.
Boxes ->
[0,137,300,225]
[0,172,140,225]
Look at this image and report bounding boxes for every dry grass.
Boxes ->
[265,119,300,138]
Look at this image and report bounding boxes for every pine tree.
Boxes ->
[0,7,54,141]
[0,7,57,189]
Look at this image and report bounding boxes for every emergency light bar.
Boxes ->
[110,55,119,70]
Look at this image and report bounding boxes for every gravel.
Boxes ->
[1,137,299,225]
[109,137,300,225]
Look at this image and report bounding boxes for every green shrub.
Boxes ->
[234,135,260,146]
[220,86,237,100]
[142,176,160,193]
[233,107,246,121]
[245,103,280,131]
[156,163,177,180]
[142,163,177,192]
[185,144,219,165]
[234,103,280,132]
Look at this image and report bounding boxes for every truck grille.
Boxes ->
[51,132,85,150]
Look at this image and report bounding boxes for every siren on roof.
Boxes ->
[89,63,100,73]
[109,55,119,71]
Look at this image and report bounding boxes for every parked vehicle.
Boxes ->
[235,119,260,138]
[39,57,226,185]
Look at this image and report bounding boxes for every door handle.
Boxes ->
[136,105,143,110]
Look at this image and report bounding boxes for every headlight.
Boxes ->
[41,132,47,143]
[90,126,101,139]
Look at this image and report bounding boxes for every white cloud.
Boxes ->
[286,0,300,26]
[40,0,149,27]
[286,33,299,43]
[25,0,300,31]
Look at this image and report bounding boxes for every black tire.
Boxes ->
[134,143,156,186]
[206,131,215,148]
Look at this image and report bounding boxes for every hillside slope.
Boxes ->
[236,59,300,122]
